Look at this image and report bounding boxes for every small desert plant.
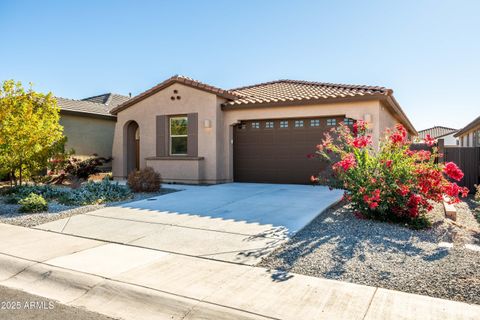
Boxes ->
[57,178,132,205]
[18,193,48,213]
[127,167,161,193]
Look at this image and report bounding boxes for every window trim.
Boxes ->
[169,116,188,156]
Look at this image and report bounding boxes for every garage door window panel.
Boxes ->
[170,116,188,155]
[294,120,304,128]
[265,121,274,129]
[327,119,336,126]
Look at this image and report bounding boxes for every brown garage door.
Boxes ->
[234,116,347,184]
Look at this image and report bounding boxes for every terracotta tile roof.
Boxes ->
[110,75,240,115]
[109,75,416,135]
[82,93,130,107]
[225,80,391,107]
[56,93,129,118]
[418,126,458,139]
[455,115,480,137]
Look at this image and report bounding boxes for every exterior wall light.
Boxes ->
[204,119,212,128]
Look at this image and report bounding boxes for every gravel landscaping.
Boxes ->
[259,199,480,305]
[0,188,177,227]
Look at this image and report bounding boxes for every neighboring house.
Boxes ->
[110,75,417,184]
[417,126,458,146]
[56,93,130,160]
[455,115,480,147]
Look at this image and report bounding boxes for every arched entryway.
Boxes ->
[125,121,140,175]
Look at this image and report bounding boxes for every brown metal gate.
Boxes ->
[233,116,344,184]
[444,147,480,192]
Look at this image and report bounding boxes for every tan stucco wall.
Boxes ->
[112,83,225,182]
[378,102,399,140]
[112,84,406,183]
[60,113,116,159]
[146,158,202,183]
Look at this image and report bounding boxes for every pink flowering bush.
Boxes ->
[312,121,468,228]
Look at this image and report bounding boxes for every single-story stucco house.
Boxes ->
[56,93,130,160]
[455,115,480,147]
[417,126,458,146]
[110,75,416,184]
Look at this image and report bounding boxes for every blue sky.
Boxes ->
[0,0,478,130]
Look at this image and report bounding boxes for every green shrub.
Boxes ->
[2,185,68,204]
[18,193,48,213]
[127,167,161,192]
[58,178,132,206]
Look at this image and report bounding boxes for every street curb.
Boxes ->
[0,253,272,320]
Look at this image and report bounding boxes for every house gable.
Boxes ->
[110,75,239,115]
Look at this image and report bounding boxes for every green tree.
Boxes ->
[0,80,64,185]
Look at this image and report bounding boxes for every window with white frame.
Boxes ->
[265,121,274,129]
[294,120,304,128]
[170,116,188,155]
[251,122,260,129]
[280,120,288,128]
[344,118,354,125]
[310,119,320,127]
[327,118,337,126]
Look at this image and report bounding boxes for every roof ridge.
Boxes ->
[82,92,130,105]
[104,93,113,106]
[230,79,391,93]
[171,75,241,96]
[57,96,105,106]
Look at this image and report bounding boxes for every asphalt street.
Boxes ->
[0,285,117,320]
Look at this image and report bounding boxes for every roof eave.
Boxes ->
[221,93,417,136]
[436,130,458,139]
[221,94,387,110]
[454,115,480,137]
[60,109,117,120]
[382,95,418,136]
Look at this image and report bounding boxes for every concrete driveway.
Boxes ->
[37,183,342,265]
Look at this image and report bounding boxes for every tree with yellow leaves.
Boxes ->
[0,80,65,185]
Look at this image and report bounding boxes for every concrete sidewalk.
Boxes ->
[0,223,478,320]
